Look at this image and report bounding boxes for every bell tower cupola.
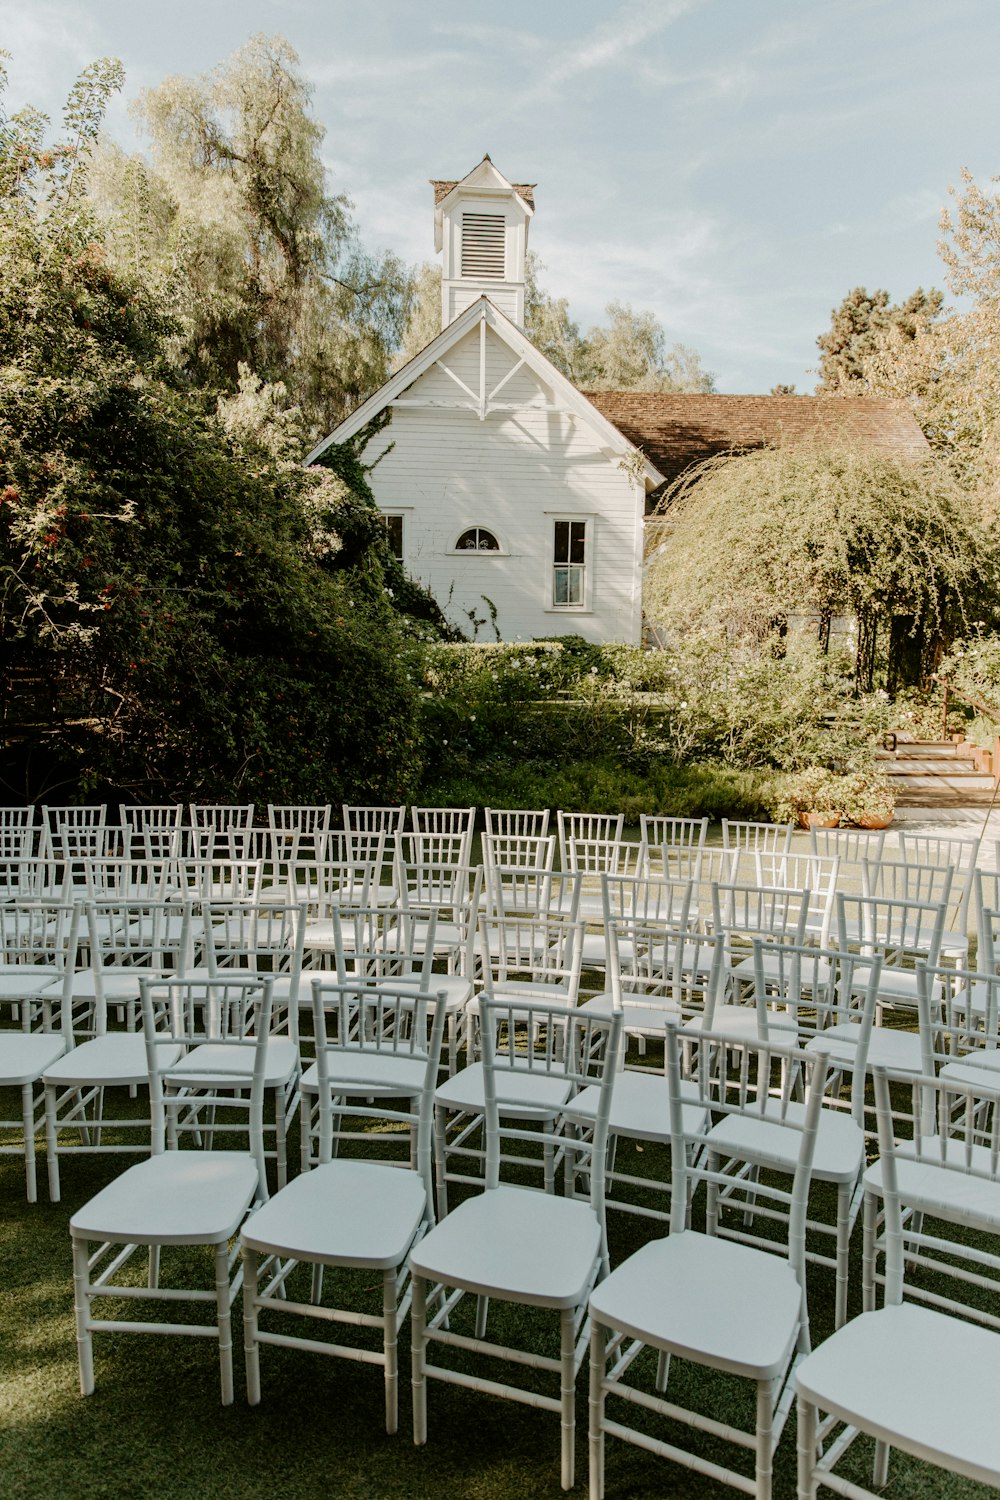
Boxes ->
[431,155,535,330]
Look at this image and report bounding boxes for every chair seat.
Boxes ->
[301,1048,427,1099]
[707,1102,864,1185]
[864,1139,1000,1230]
[796,1302,1000,1488]
[166,1038,298,1090]
[40,968,167,1002]
[369,972,473,1014]
[70,1150,259,1245]
[590,1230,802,1381]
[582,994,680,1036]
[242,1159,426,1269]
[822,1021,923,1074]
[410,1183,601,1308]
[0,1031,67,1085]
[434,1060,572,1119]
[0,967,65,998]
[43,1034,183,1086]
[683,1005,797,1042]
[567,1070,707,1143]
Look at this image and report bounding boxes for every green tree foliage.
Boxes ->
[643,444,993,691]
[0,57,423,804]
[87,35,411,438]
[815,285,943,392]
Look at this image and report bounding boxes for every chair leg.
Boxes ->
[796,1393,818,1500]
[755,1378,775,1500]
[588,1318,606,1500]
[72,1235,95,1396]
[873,1438,891,1490]
[474,1294,489,1339]
[383,1268,399,1435]
[44,1083,60,1203]
[433,1106,449,1219]
[214,1239,235,1406]
[21,1083,37,1203]
[560,1306,576,1491]
[274,1086,287,1189]
[835,1181,851,1328]
[243,1245,261,1405]
[862,1189,878,1312]
[411,1272,428,1447]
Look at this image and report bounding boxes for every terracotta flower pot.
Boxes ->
[797,811,841,830]
[854,813,894,830]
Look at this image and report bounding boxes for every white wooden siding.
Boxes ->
[370,325,643,643]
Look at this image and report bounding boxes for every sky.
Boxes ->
[1,0,997,393]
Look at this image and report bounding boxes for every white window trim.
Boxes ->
[446,525,509,557]
[380,508,410,564]
[546,515,593,614]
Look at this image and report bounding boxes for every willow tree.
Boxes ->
[644,444,994,692]
[87,34,411,437]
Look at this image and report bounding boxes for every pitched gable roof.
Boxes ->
[583,392,930,507]
[432,177,536,210]
[304,296,664,490]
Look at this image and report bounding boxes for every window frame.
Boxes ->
[381,511,406,564]
[548,516,591,612]
[447,525,508,557]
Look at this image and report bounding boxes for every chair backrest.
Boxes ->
[601,871,695,926]
[409,806,476,865]
[664,1020,829,1283]
[712,881,811,956]
[187,805,255,861]
[483,830,556,874]
[916,960,1000,1074]
[479,994,622,1217]
[201,898,304,987]
[140,973,274,1177]
[308,978,449,1201]
[478,910,585,1004]
[893,834,983,936]
[0,805,36,829]
[809,824,887,867]
[836,891,948,972]
[861,857,955,912]
[174,852,263,902]
[639,816,707,879]
[720,819,793,856]
[484,807,550,838]
[268,804,332,835]
[756,852,840,947]
[0,898,80,1026]
[871,1060,1000,1321]
[556,811,624,867]
[750,939,882,1131]
[331,904,438,987]
[563,834,642,878]
[58,898,193,1041]
[120,806,184,860]
[485,865,581,920]
[289,832,388,917]
[342,803,407,835]
[605,915,722,1022]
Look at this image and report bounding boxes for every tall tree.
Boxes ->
[88,35,411,437]
[815,285,943,392]
[0,56,425,803]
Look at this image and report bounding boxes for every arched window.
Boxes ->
[455,527,501,552]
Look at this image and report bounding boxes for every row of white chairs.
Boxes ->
[53,951,1000,1499]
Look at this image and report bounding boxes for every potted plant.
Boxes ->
[839,768,896,829]
[768,766,845,829]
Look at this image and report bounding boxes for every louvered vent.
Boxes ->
[461,213,506,278]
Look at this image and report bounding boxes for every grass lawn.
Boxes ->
[3,1062,999,1500]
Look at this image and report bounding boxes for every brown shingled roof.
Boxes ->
[582,392,930,511]
[431,178,536,210]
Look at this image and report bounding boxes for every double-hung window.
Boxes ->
[552,520,586,607]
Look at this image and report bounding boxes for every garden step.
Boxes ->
[879,732,997,809]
